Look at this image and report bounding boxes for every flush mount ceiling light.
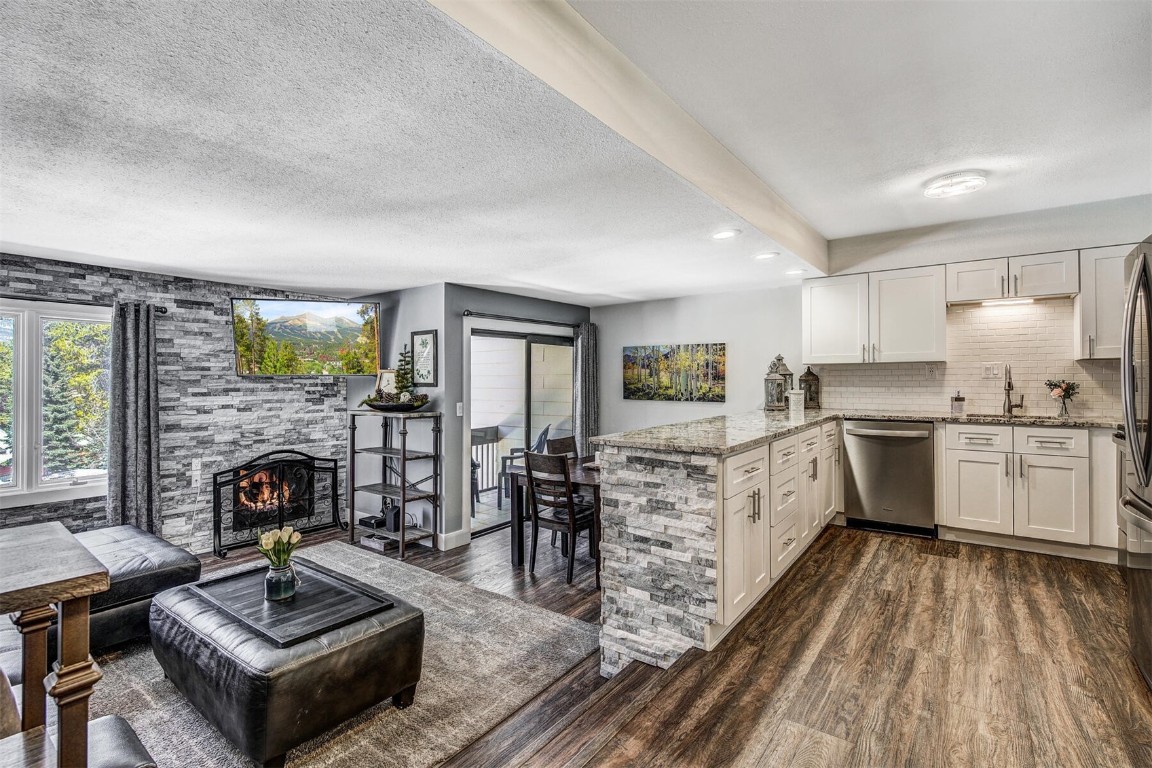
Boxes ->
[711,228,741,240]
[785,269,807,276]
[753,252,779,261]
[923,170,987,199]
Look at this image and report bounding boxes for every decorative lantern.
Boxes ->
[764,370,787,410]
[773,354,794,392]
[799,366,821,408]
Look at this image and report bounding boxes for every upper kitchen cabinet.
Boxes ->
[946,258,1009,302]
[868,266,947,362]
[1008,251,1079,298]
[801,273,869,364]
[1075,244,1130,360]
[802,268,946,364]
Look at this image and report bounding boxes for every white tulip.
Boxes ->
[280,526,294,542]
[290,531,302,544]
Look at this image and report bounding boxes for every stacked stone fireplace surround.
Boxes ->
[1,253,348,554]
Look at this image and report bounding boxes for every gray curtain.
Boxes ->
[573,321,599,458]
[108,301,161,532]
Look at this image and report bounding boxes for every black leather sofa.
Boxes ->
[150,583,425,768]
[1,525,201,683]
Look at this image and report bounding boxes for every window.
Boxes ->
[0,299,112,504]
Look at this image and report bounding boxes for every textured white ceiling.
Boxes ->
[570,0,1152,239]
[0,0,813,305]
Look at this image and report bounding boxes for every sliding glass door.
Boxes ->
[469,331,574,535]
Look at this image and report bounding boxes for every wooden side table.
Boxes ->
[0,522,109,767]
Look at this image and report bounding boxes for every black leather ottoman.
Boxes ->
[149,583,424,768]
[1,525,201,685]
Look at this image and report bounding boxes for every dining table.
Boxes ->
[0,521,109,768]
[505,457,601,582]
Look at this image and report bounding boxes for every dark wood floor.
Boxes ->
[203,525,1152,767]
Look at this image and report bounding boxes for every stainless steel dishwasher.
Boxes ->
[843,420,936,536]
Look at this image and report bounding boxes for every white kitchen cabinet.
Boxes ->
[770,509,804,579]
[945,449,1014,535]
[1075,245,1130,360]
[722,481,758,619]
[869,266,947,362]
[801,274,869,364]
[799,454,820,540]
[1008,251,1079,298]
[946,258,1009,302]
[1014,454,1090,545]
[820,445,837,526]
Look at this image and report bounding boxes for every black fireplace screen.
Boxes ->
[212,450,342,557]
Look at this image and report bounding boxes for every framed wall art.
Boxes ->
[411,329,438,387]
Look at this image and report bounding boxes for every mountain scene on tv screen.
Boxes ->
[232,300,378,375]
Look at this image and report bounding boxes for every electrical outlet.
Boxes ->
[925,363,939,380]
[190,458,202,487]
[981,362,1002,379]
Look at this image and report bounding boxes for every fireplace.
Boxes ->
[212,450,342,557]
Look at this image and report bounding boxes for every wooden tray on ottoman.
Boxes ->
[189,558,393,648]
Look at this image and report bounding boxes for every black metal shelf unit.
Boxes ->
[347,410,442,559]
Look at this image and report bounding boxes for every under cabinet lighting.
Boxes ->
[981,298,1034,306]
[923,170,987,198]
[712,228,741,240]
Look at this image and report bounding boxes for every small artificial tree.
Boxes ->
[395,344,414,398]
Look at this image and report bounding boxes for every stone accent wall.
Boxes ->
[597,444,720,677]
[1,254,349,553]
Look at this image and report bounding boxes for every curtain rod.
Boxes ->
[1,294,168,314]
[462,309,577,329]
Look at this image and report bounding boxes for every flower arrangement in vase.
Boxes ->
[257,526,302,601]
[1044,379,1079,419]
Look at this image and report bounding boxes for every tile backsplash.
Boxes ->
[818,298,1121,419]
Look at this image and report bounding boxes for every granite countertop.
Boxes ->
[590,409,1123,457]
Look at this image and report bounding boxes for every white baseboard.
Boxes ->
[939,526,1119,564]
[439,528,471,551]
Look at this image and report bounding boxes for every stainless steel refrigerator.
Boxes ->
[1118,236,1152,690]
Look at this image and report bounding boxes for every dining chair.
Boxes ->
[497,424,551,509]
[545,435,582,550]
[523,452,597,585]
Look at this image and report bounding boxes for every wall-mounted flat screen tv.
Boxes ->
[231,299,379,376]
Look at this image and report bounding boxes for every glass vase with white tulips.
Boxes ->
[258,526,302,601]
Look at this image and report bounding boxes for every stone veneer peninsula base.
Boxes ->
[592,408,1124,677]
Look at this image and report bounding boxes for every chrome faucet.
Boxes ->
[1003,364,1024,417]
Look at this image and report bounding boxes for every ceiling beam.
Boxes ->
[428,0,829,273]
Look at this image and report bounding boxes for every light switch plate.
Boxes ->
[456,402,464,417]
[981,362,1002,379]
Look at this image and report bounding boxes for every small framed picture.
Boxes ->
[375,369,397,395]
[410,329,437,387]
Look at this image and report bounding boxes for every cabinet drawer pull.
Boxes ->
[806,440,818,448]
[780,450,795,458]
[1034,440,1068,448]
[743,466,762,475]
[965,437,994,443]
[783,537,796,547]
[782,490,795,498]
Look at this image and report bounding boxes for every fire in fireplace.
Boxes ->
[212,450,341,557]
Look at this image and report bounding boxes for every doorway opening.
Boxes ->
[468,331,574,536]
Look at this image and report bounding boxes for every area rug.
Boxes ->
[87,541,600,767]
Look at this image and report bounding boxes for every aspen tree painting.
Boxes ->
[622,343,726,402]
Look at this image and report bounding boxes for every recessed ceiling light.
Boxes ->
[923,170,987,198]
[711,228,741,240]
[753,252,779,261]
[785,269,806,275]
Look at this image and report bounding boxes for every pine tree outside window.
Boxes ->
[0,299,112,504]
